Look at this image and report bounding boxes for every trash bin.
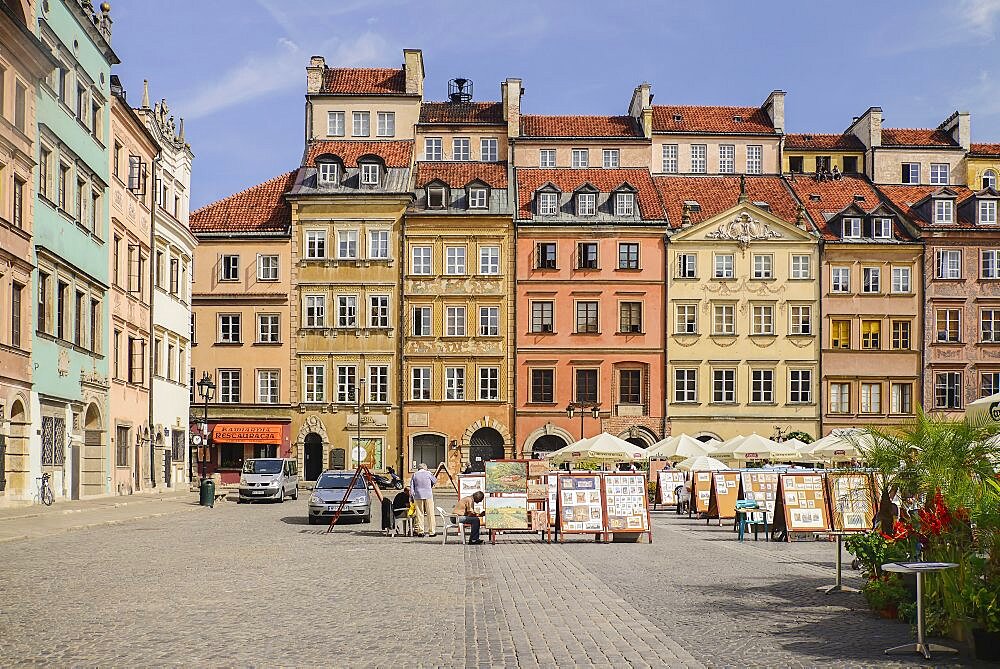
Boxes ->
[200,478,215,507]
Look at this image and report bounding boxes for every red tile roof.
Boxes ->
[304,140,413,167]
[190,171,296,234]
[970,143,1000,156]
[515,168,663,219]
[652,106,775,134]
[876,184,976,228]
[320,68,407,95]
[419,102,504,125]
[519,115,642,138]
[416,161,508,188]
[653,175,802,230]
[785,133,865,151]
[786,174,907,240]
[881,128,958,148]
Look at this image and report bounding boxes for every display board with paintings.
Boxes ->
[738,470,780,515]
[656,470,687,509]
[826,471,877,532]
[692,472,714,514]
[557,474,605,535]
[458,474,486,516]
[706,471,740,521]
[774,472,830,536]
[484,460,530,535]
[604,473,651,536]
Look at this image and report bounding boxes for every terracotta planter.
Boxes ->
[878,606,898,619]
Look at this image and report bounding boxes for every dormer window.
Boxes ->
[468,187,488,209]
[576,193,596,216]
[984,170,998,190]
[538,192,559,216]
[615,192,635,217]
[873,217,893,239]
[981,200,998,225]
[318,162,339,186]
[934,199,954,224]
[842,217,861,239]
[360,162,380,186]
[427,186,447,209]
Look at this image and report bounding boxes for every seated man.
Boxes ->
[453,491,485,544]
[391,486,412,533]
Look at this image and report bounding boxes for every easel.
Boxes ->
[433,461,460,495]
[326,465,384,532]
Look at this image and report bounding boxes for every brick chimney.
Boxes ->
[629,82,652,138]
[306,55,325,94]
[846,107,882,150]
[939,111,971,151]
[403,49,424,97]
[501,78,523,140]
[762,90,785,134]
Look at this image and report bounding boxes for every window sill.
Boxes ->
[253,341,284,346]
[670,401,701,406]
[749,402,778,407]
[616,331,645,336]
[575,267,601,272]
[615,267,642,272]
[709,402,739,406]
[673,276,699,281]
[749,333,777,339]
[572,332,601,336]
[525,402,558,407]
[931,341,964,346]
[711,277,736,282]
[749,277,775,282]
[526,330,555,336]
[672,331,700,337]
[213,341,244,346]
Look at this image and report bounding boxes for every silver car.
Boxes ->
[238,458,299,503]
[308,470,371,524]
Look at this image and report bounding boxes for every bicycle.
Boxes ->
[35,473,55,506]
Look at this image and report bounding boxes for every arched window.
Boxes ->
[984,170,998,191]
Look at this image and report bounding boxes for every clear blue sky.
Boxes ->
[109,0,1000,209]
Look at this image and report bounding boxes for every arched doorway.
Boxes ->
[530,434,567,460]
[411,434,446,470]
[625,437,648,450]
[469,427,505,472]
[304,432,324,480]
[82,403,104,499]
[695,433,719,443]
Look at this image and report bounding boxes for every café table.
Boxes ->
[881,561,959,660]
[816,531,860,594]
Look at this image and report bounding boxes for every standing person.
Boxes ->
[453,491,485,544]
[410,463,437,537]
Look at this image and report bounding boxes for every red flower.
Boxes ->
[880,519,911,543]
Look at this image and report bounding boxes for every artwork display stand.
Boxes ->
[433,461,461,495]
[654,469,687,511]
[690,471,714,518]
[772,472,831,541]
[815,471,878,593]
[705,471,740,526]
[484,459,538,545]
[556,473,606,542]
[816,532,860,594]
[603,472,653,543]
[326,465,383,532]
[737,469,780,517]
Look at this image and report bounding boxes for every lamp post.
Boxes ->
[566,402,601,441]
[356,375,366,469]
[196,372,215,483]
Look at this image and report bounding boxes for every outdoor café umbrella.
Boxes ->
[674,455,728,472]
[715,433,801,462]
[547,432,648,465]
[645,434,711,461]
[812,431,870,462]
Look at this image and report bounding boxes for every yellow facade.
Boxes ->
[782,150,864,175]
[967,156,1000,191]
[666,204,821,441]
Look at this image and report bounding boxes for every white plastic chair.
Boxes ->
[437,506,466,545]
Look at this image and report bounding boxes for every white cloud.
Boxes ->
[961,0,1000,36]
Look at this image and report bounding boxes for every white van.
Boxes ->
[238,458,299,503]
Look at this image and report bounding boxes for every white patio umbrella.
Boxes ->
[812,432,871,462]
[733,433,801,462]
[646,434,712,461]
[547,432,648,464]
[782,437,808,453]
[674,455,729,472]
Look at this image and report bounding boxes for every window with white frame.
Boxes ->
[930,163,949,185]
[576,193,596,216]
[615,192,634,216]
[370,294,390,328]
[934,199,954,224]
[712,369,735,403]
[752,254,772,279]
[479,367,500,401]
[337,230,358,259]
[538,192,559,216]
[891,382,912,414]
[479,306,499,336]
[304,294,326,328]
[789,369,812,403]
[985,170,998,190]
[257,314,279,343]
[424,137,442,161]
[336,365,356,403]
[603,149,620,168]
[983,373,1000,397]
[863,267,881,293]
[257,370,279,404]
[412,305,431,336]
[790,305,812,335]
[902,163,920,184]
[536,242,557,269]
[305,230,326,259]
[221,254,239,281]
[219,370,241,403]
[572,149,589,168]
[752,304,774,335]
[675,304,697,334]
[445,246,466,275]
[337,295,357,328]
[360,162,380,185]
[674,368,697,402]
[691,144,707,173]
[427,186,446,209]
[982,309,1000,342]
[831,266,851,293]
[304,365,325,402]
[984,250,1000,279]
[445,305,466,336]
[453,137,470,161]
[662,144,678,173]
[368,230,390,259]
[791,254,811,279]
[828,382,850,414]
[619,242,639,269]
[718,145,735,173]
[219,314,241,343]
[861,383,881,413]
[318,162,339,186]
[936,309,961,342]
[481,138,498,162]
[376,111,395,137]
[531,301,554,333]
[751,369,774,403]
[445,367,465,400]
[713,304,735,335]
[843,217,861,238]
[714,254,734,279]
[892,266,911,293]
[369,366,389,403]
[411,246,432,275]
[327,111,345,136]
[874,217,893,238]
[934,372,962,409]
[352,111,370,137]
[411,367,431,400]
[539,149,555,168]
[677,253,697,278]
[468,187,487,209]
[935,249,962,279]
[746,145,763,174]
[980,200,998,225]
[576,301,599,333]
[479,246,500,274]
[257,255,278,281]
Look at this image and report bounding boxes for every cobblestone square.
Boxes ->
[0,493,985,667]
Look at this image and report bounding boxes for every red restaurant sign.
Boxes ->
[212,424,282,444]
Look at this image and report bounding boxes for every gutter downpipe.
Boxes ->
[148,153,162,487]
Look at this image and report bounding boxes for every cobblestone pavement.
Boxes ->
[0,494,984,667]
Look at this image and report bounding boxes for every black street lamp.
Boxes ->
[196,372,215,482]
[566,402,602,441]
[356,375,366,468]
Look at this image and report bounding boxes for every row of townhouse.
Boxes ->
[189,49,1000,482]
[0,0,195,505]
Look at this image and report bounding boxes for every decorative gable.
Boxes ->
[674,202,813,249]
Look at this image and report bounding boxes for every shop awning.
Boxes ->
[212,424,282,444]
